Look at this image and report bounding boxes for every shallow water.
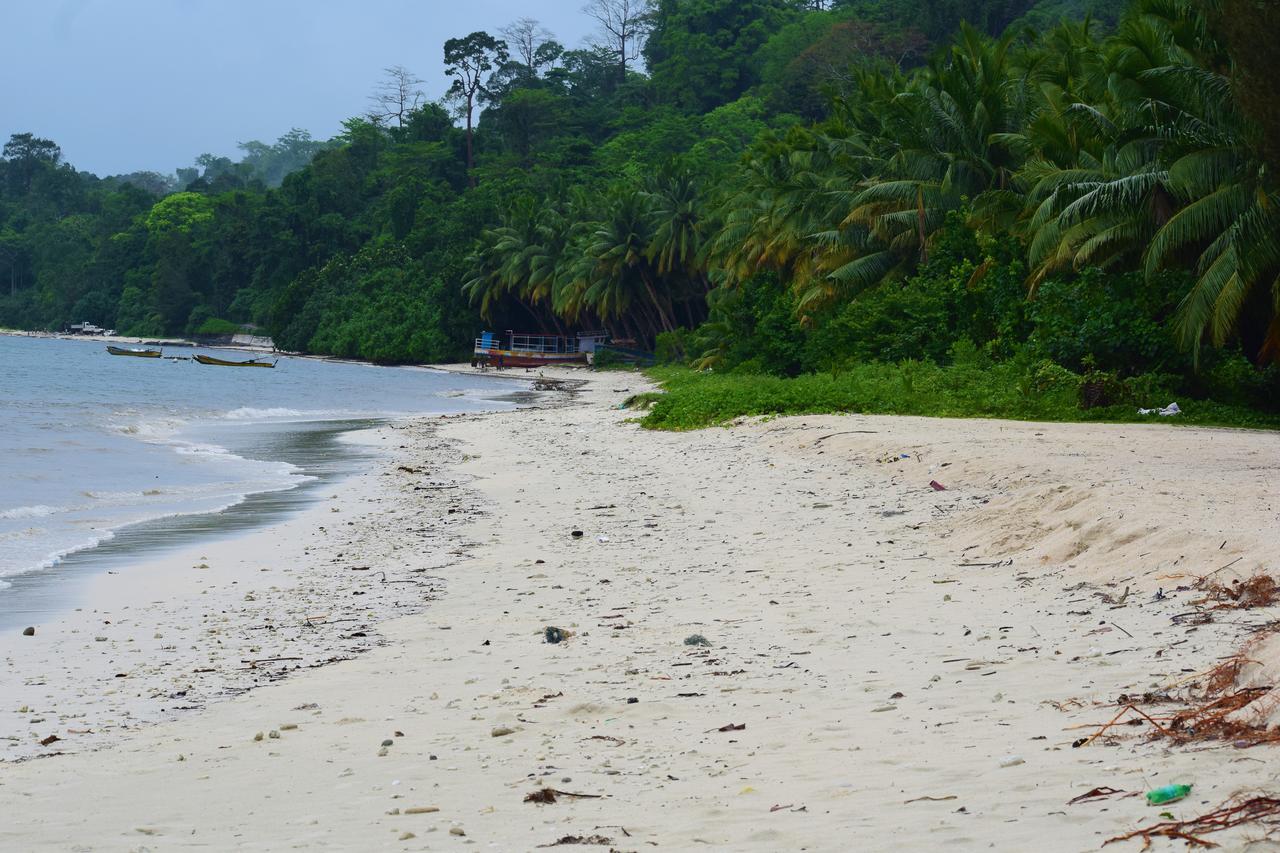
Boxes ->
[0,335,524,615]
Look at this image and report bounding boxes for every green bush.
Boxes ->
[655,329,692,364]
[1027,269,1186,375]
[195,317,243,336]
[638,365,1280,431]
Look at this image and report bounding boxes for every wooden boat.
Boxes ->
[473,331,608,368]
[194,354,277,368]
[107,345,162,358]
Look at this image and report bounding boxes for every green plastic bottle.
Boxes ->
[1147,784,1192,805]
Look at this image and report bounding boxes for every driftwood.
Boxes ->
[524,787,604,804]
[1104,795,1280,848]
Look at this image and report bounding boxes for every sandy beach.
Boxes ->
[2,367,1279,850]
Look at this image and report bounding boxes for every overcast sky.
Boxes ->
[1,1,597,177]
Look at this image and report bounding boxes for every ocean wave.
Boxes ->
[0,529,118,580]
[0,477,312,582]
[112,418,185,436]
[225,406,313,420]
[81,489,148,500]
[173,442,234,457]
[0,504,60,520]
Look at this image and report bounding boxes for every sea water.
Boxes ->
[0,335,524,598]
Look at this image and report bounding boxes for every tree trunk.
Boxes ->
[678,298,697,329]
[637,300,663,350]
[916,185,928,264]
[518,298,543,330]
[618,313,637,345]
[640,270,675,332]
[465,92,476,188]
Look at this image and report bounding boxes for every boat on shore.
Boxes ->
[194,354,277,368]
[473,330,608,368]
[107,345,162,358]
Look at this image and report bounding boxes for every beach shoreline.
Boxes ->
[2,366,1279,849]
[0,419,465,762]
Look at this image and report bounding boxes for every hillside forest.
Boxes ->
[1,0,1277,412]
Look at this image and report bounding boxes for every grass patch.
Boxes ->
[623,391,665,410]
[637,364,1280,432]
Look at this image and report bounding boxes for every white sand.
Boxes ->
[1,368,1278,850]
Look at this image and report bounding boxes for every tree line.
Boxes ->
[1,0,1276,408]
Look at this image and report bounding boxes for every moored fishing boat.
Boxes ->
[473,330,608,368]
[194,354,277,368]
[107,345,162,358]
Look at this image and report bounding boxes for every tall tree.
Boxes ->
[583,0,652,83]
[368,65,426,130]
[501,17,555,77]
[644,0,796,112]
[1204,0,1280,176]
[444,31,509,186]
[2,133,62,194]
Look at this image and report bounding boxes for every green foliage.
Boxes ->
[0,0,1275,433]
[190,314,244,337]
[638,365,1280,431]
[646,0,798,112]
[1027,270,1186,374]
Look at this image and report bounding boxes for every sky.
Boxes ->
[1,1,596,177]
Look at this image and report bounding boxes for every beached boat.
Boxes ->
[107,345,162,358]
[473,331,608,368]
[194,354,277,368]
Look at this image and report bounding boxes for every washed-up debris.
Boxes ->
[1146,784,1192,806]
[537,835,613,847]
[684,634,711,646]
[571,530,584,538]
[1068,787,1133,805]
[929,480,947,492]
[1104,794,1280,848]
[524,788,604,804]
[904,795,957,804]
[1198,573,1280,609]
[715,723,746,732]
[21,626,34,636]
[1073,704,1173,747]
[545,626,570,644]
[38,734,60,746]
[1137,402,1181,417]
[1163,688,1279,747]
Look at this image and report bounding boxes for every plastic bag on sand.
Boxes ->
[1138,402,1180,416]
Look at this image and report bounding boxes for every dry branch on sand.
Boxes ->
[1197,573,1280,610]
[1072,618,1280,750]
[1104,794,1280,849]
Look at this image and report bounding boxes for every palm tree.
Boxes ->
[585,187,676,339]
[1016,0,1280,358]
